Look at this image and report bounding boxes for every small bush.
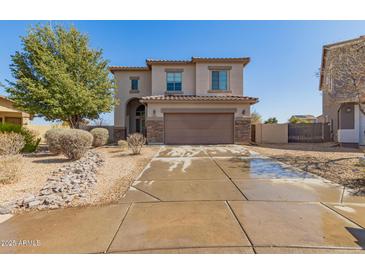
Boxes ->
[23,129,41,153]
[0,132,25,156]
[127,133,146,155]
[58,129,93,160]
[90,128,109,147]
[0,155,23,185]
[0,123,41,153]
[117,139,128,150]
[45,128,66,154]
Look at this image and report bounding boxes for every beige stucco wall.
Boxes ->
[25,124,68,143]
[195,63,244,96]
[255,123,288,144]
[146,102,251,119]
[113,62,247,128]
[151,64,196,95]
[113,71,151,127]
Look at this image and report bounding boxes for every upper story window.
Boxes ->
[211,70,228,91]
[166,72,182,92]
[131,79,139,91]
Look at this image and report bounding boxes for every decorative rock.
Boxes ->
[0,151,104,214]
[0,207,11,215]
[359,156,365,166]
[23,195,36,204]
[28,200,43,208]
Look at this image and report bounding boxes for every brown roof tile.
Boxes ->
[192,57,250,64]
[109,66,149,72]
[110,56,250,72]
[146,59,192,65]
[140,95,258,104]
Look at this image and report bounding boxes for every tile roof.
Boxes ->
[323,35,365,49]
[191,57,250,64]
[140,95,258,104]
[109,56,250,72]
[0,94,14,102]
[146,59,192,65]
[109,66,149,72]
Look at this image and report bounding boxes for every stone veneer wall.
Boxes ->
[113,127,126,142]
[146,119,164,144]
[234,118,251,144]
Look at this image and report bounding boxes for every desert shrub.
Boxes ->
[0,123,41,153]
[0,132,25,156]
[45,128,67,154]
[90,128,109,147]
[117,139,128,150]
[0,155,23,185]
[23,129,41,152]
[58,129,93,160]
[127,133,146,155]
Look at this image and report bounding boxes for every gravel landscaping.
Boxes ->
[246,143,365,195]
[0,145,159,214]
[89,146,159,204]
[0,151,65,205]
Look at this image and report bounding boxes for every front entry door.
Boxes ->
[136,117,145,134]
[135,105,146,135]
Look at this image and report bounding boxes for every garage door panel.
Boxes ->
[164,113,234,145]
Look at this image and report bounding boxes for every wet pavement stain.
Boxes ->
[216,158,316,180]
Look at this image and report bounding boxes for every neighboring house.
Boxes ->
[289,115,318,123]
[0,95,30,125]
[319,36,365,146]
[316,114,327,123]
[109,57,258,145]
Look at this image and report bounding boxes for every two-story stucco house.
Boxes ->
[320,36,365,147]
[109,57,258,145]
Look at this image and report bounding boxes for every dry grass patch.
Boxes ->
[0,152,67,204]
[0,155,23,185]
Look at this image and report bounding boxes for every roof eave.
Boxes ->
[108,67,150,73]
[140,98,258,104]
[192,57,250,66]
[319,47,327,91]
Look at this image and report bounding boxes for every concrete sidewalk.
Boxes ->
[1,145,365,253]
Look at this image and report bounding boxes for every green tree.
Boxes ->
[288,116,309,124]
[251,111,262,124]
[264,117,278,124]
[6,24,115,128]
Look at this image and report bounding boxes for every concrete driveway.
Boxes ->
[1,145,365,253]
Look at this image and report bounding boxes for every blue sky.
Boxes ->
[1,20,365,124]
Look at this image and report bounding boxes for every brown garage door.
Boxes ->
[164,113,234,145]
